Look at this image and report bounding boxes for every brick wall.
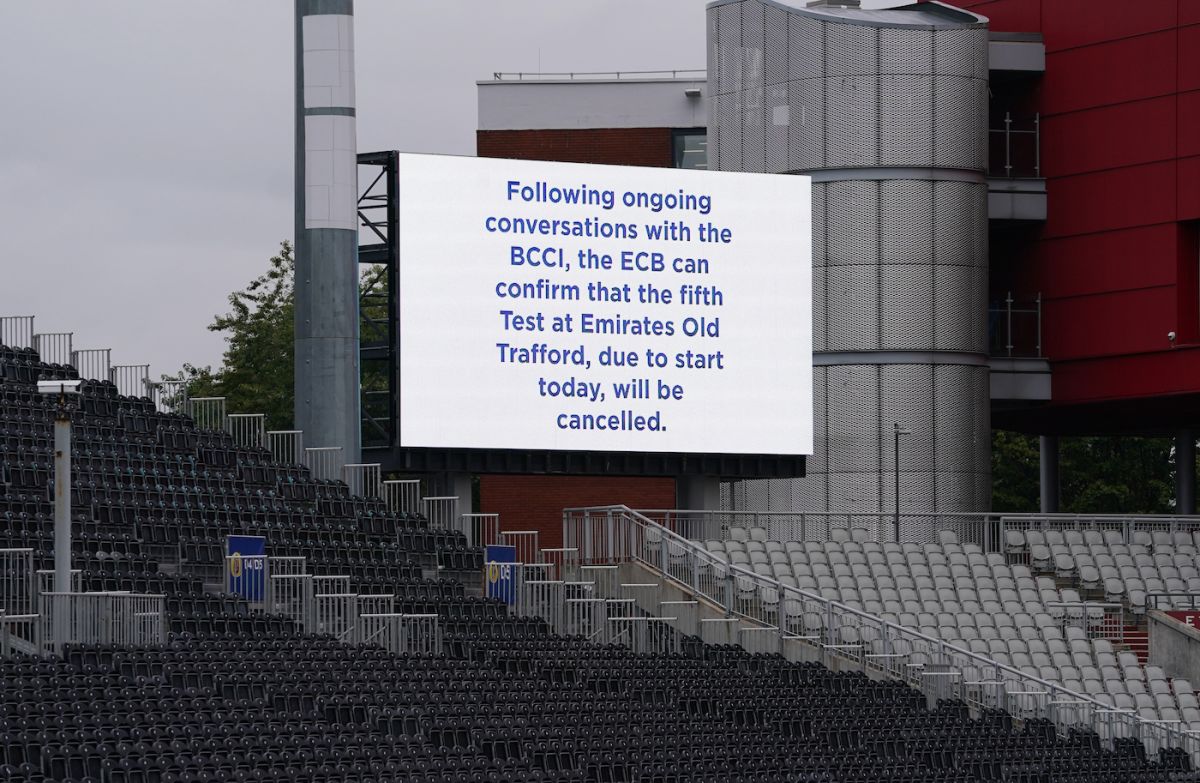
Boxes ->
[478,475,676,550]
[476,128,675,168]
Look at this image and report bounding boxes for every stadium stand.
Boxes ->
[3,331,1200,781]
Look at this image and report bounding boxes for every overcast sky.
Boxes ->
[0,2,706,377]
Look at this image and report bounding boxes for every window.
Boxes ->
[672,129,707,170]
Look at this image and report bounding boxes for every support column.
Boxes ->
[1039,435,1059,514]
[1177,430,1196,515]
[293,0,361,464]
[676,475,721,511]
[444,472,475,518]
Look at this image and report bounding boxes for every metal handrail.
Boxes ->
[564,505,1200,762]
[989,111,1040,178]
[491,69,705,81]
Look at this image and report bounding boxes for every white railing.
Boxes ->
[150,379,189,414]
[70,348,112,383]
[39,592,166,655]
[227,413,266,448]
[267,430,304,465]
[461,513,500,548]
[383,479,422,514]
[342,463,382,498]
[422,496,458,530]
[304,446,345,481]
[32,331,72,364]
[499,530,540,565]
[564,505,1200,764]
[1,549,35,617]
[359,613,442,655]
[0,316,35,349]
[186,397,227,432]
[110,364,151,399]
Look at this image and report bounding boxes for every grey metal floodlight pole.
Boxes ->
[893,423,911,542]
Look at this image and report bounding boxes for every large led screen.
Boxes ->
[397,152,812,456]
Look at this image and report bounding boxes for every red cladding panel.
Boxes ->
[476,128,675,167]
[1041,31,1177,115]
[954,0,1042,33]
[1043,161,1177,239]
[1180,156,1200,221]
[1043,286,1177,362]
[1041,0,1177,52]
[1180,91,1200,159]
[478,475,677,550]
[1050,347,1200,403]
[1040,97,1176,179]
[1032,225,1178,299]
[1182,25,1200,92]
[1184,1,1200,27]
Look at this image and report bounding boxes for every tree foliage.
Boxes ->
[167,242,295,431]
[992,430,1178,513]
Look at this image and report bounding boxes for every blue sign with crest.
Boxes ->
[226,535,266,601]
[484,544,518,605]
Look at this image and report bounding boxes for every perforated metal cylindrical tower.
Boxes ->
[709,0,991,521]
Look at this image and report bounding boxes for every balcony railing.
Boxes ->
[989,112,1041,179]
[989,292,1042,358]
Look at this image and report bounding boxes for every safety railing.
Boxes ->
[0,316,35,349]
[36,569,82,597]
[492,68,705,81]
[0,614,39,658]
[304,446,344,482]
[186,397,227,432]
[989,111,1040,179]
[227,413,266,449]
[640,509,1003,550]
[989,292,1042,358]
[564,505,1200,765]
[150,379,189,414]
[422,496,458,530]
[32,331,72,364]
[342,463,382,498]
[607,616,682,655]
[39,592,166,655]
[1046,601,1132,650]
[499,530,541,565]
[1148,593,1200,611]
[461,513,501,548]
[70,349,112,383]
[267,430,304,466]
[383,479,421,514]
[1,549,36,617]
[313,592,356,641]
[359,613,442,655]
[109,364,151,399]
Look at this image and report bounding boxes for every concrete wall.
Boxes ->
[1148,609,1200,683]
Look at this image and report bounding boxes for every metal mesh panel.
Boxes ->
[933,265,987,352]
[740,87,767,173]
[812,266,827,352]
[933,75,986,170]
[765,84,790,172]
[830,472,882,514]
[879,365,935,475]
[764,5,789,85]
[824,181,878,266]
[879,75,934,166]
[880,27,933,76]
[741,0,765,60]
[715,3,745,95]
[879,265,935,349]
[826,265,879,351]
[792,473,829,512]
[933,28,980,79]
[787,78,825,171]
[879,180,933,266]
[788,13,824,80]
[933,180,987,266]
[740,478,772,512]
[824,22,876,78]
[828,365,880,473]
[712,91,742,171]
[825,75,879,167]
[810,365,829,475]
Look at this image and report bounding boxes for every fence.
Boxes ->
[421,497,458,530]
[461,513,501,548]
[267,430,304,465]
[39,592,166,655]
[989,293,1042,358]
[304,446,344,481]
[0,549,36,656]
[110,364,151,399]
[186,397,227,431]
[227,413,266,448]
[359,613,442,655]
[499,530,541,565]
[563,505,1200,765]
[70,349,112,383]
[0,316,35,349]
[342,463,382,498]
[988,111,1040,178]
[383,479,421,514]
[150,379,189,414]
[32,331,72,364]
